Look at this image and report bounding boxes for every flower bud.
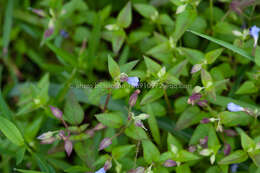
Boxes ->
[135,120,147,131]
[93,123,106,131]
[41,137,55,144]
[197,100,208,107]
[191,64,202,74]
[37,131,54,140]
[99,138,112,151]
[134,113,149,120]
[163,160,177,167]
[199,149,212,156]
[200,136,208,147]
[119,73,128,82]
[129,89,141,107]
[50,106,63,119]
[44,27,54,38]
[224,143,231,156]
[64,140,73,157]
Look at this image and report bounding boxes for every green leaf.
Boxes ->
[255,46,260,66]
[218,150,248,164]
[112,30,126,54]
[125,124,148,140]
[95,112,123,128]
[235,81,258,94]
[16,147,26,165]
[146,104,161,146]
[189,124,210,145]
[176,164,191,173]
[134,3,158,20]
[201,68,213,89]
[13,169,45,173]
[175,107,200,130]
[236,128,255,152]
[117,1,132,28]
[2,0,14,57]
[108,55,121,79]
[167,133,183,150]
[0,116,24,146]
[177,150,200,162]
[205,48,224,64]
[119,60,139,74]
[46,43,77,66]
[219,111,252,127]
[64,91,84,125]
[142,140,160,164]
[208,125,220,154]
[173,8,197,43]
[188,30,254,61]
[0,90,13,120]
[140,88,164,105]
[64,166,90,173]
[112,144,135,159]
[144,56,162,74]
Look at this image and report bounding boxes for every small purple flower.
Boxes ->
[50,106,63,119]
[127,77,139,87]
[60,30,69,38]
[64,140,73,157]
[95,167,106,173]
[28,7,46,17]
[224,143,231,156]
[163,160,177,167]
[227,102,244,112]
[230,164,239,173]
[104,160,112,171]
[99,138,112,151]
[250,25,260,47]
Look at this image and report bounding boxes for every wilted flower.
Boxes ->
[93,123,106,131]
[95,167,106,173]
[128,167,145,173]
[197,100,208,107]
[44,27,54,38]
[187,93,202,105]
[227,102,244,112]
[50,106,63,119]
[200,136,208,147]
[224,143,231,156]
[129,89,141,107]
[249,25,260,48]
[163,160,177,167]
[64,140,73,157]
[135,120,147,131]
[40,137,55,144]
[104,160,112,171]
[188,145,196,153]
[28,7,46,17]
[224,129,238,137]
[200,118,210,124]
[99,138,112,151]
[127,77,139,87]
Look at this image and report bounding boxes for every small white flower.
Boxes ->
[176,4,187,14]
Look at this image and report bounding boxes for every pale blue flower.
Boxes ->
[127,77,139,87]
[249,25,260,47]
[227,102,244,112]
[95,167,106,173]
[230,164,238,173]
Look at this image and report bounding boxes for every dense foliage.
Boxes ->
[1,0,260,172]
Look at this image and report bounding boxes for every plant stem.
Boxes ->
[163,87,173,115]
[103,88,111,112]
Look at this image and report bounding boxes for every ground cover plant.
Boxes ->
[1,0,260,172]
